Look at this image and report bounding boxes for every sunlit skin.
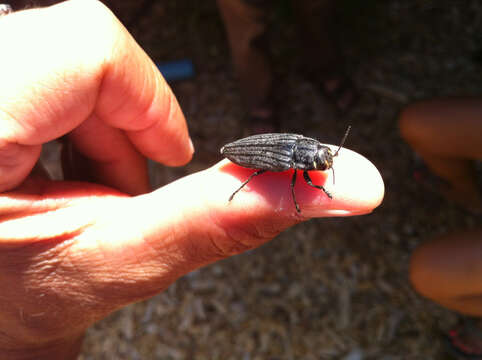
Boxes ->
[0,1,383,359]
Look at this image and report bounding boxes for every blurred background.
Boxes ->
[9,0,482,359]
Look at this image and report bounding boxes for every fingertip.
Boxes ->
[147,86,194,166]
[323,146,385,213]
[116,65,194,167]
[0,142,41,192]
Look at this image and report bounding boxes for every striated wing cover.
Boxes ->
[221,133,303,171]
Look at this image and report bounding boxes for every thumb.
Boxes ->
[88,146,383,300]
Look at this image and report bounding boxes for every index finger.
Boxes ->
[0,0,192,191]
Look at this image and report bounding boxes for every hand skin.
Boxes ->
[0,1,384,359]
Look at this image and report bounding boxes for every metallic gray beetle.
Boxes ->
[220,127,351,213]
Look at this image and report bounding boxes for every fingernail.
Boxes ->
[303,209,373,218]
[322,209,372,216]
[188,137,195,154]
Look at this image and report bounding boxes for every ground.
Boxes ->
[31,0,482,358]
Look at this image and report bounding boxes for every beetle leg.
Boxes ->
[229,170,266,202]
[291,170,300,213]
[303,171,332,199]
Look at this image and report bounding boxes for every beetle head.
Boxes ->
[314,146,334,170]
[316,126,351,184]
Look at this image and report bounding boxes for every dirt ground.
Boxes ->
[18,0,482,359]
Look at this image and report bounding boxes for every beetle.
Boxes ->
[220,126,351,213]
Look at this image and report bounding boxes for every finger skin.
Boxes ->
[0,0,193,194]
[0,144,382,358]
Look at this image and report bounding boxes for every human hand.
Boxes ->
[0,1,384,359]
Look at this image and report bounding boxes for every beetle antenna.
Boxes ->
[334,125,351,157]
[332,167,335,185]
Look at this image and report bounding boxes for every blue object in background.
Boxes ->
[156,59,195,82]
